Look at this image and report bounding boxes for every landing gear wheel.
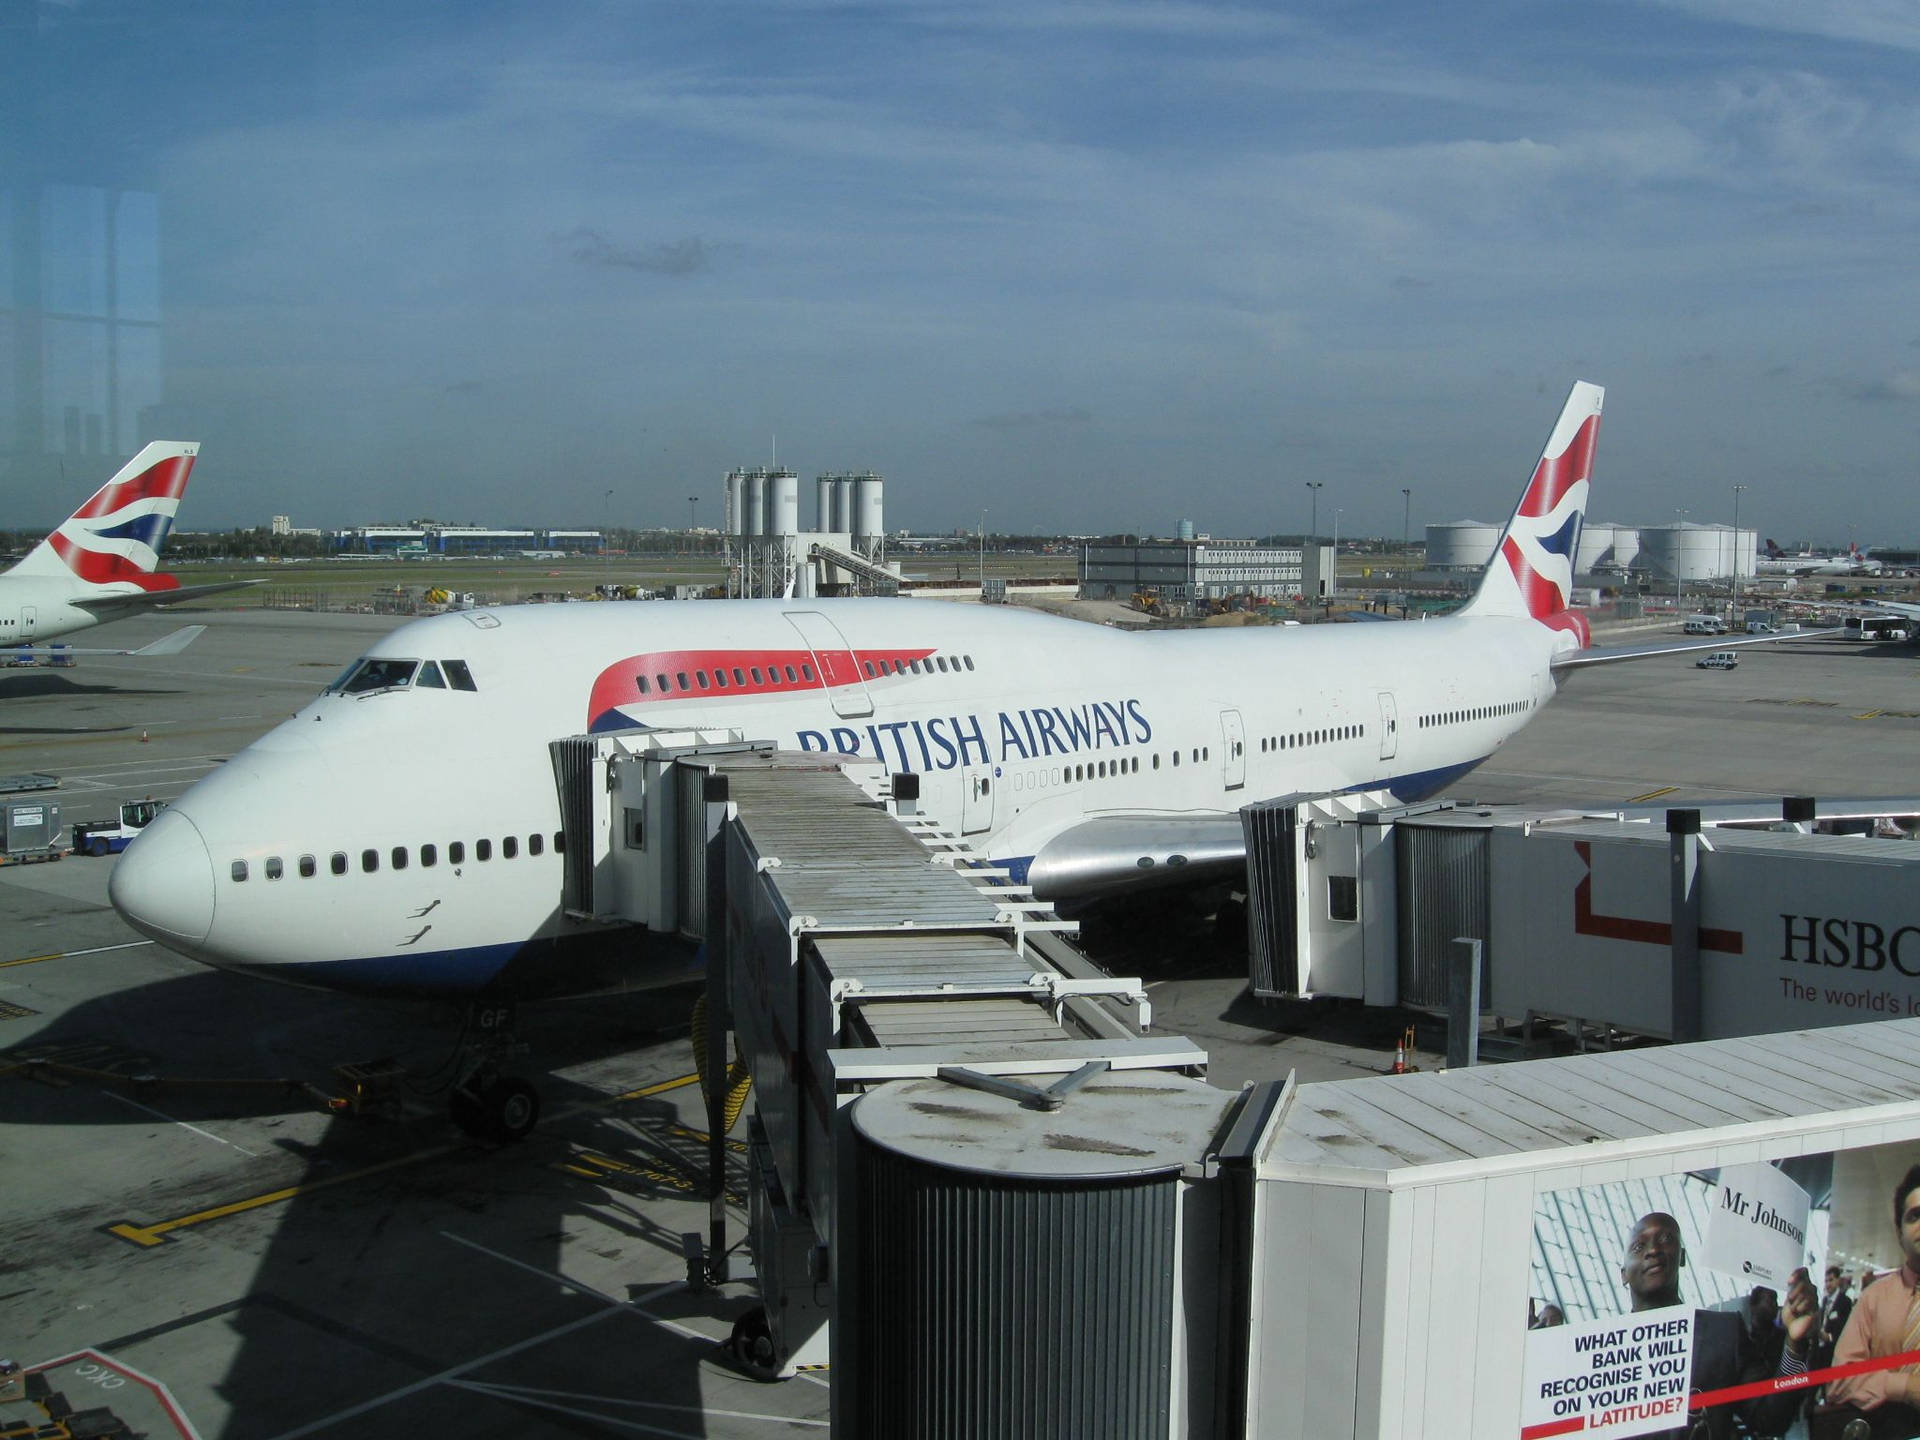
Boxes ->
[479,1075,539,1142]
[728,1306,779,1380]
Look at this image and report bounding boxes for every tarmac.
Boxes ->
[1,606,1914,1438]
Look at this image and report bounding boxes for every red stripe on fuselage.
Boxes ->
[48,533,181,590]
[73,455,194,520]
[587,646,938,724]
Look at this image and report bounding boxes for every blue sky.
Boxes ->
[6,0,1918,543]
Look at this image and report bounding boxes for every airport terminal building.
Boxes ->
[1080,537,1331,603]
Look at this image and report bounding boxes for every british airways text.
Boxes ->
[797,699,1152,772]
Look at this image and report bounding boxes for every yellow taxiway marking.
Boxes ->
[1856,709,1884,719]
[108,1071,705,1247]
[1627,786,1678,803]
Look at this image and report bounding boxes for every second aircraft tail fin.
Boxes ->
[7,443,199,592]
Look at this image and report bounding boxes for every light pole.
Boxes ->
[1305,482,1323,600]
[979,510,987,595]
[1331,509,1342,608]
[603,489,613,579]
[1730,483,1747,614]
[1401,488,1411,552]
[688,495,698,532]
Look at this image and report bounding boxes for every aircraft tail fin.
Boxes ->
[8,443,199,592]
[1765,539,1783,559]
[1457,383,1602,638]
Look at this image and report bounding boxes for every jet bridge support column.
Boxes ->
[1668,808,1702,1044]
[702,770,734,1284]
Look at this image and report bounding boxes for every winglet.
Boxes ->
[1458,383,1603,645]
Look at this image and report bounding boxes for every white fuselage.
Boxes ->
[0,575,118,645]
[110,598,1566,996]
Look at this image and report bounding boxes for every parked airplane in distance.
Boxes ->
[0,443,254,656]
[109,382,1820,1136]
[1754,539,1883,578]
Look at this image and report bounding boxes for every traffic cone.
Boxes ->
[1390,1039,1408,1075]
[139,730,149,743]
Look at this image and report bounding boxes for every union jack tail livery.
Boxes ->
[8,443,198,591]
[1459,381,1603,642]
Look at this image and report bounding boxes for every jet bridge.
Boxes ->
[1242,788,1920,1046]
[550,729,1215,1399]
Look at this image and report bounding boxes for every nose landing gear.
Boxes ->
[446,1002,541,1143]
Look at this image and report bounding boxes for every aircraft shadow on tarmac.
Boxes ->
[1,967,771,1437]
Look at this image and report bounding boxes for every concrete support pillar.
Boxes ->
[1668,808,1702,1043]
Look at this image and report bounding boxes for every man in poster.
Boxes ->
[1619,1211,1812,1439]
[1818,1163,1920,1433]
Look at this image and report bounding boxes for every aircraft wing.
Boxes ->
[1550,627,1844,672]
[72,578,264,614]
[1025,814,1246,903]
[5,625,207,659]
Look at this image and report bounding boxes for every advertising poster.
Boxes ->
[1525,1143,1920,1439]
[1521,1304,1694,1438]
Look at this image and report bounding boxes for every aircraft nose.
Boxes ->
[109,808,215,948]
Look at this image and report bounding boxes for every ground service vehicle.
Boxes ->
[72,799,165,858]
[1695,651,1739,669]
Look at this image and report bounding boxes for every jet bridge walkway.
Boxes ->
[549,728,1206,1388]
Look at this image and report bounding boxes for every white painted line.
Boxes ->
[98,1090,264,1157]
[442,1382,703,1439]
[61,941,156,959]
[258,1303,628,1440]
[441,1231,831,1390]
[449,1380,828,1429]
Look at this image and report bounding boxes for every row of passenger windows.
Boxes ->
[637,662,813,695]
[230,831,564,883]
[862,654,975,678]
[330,658,477,694]
[1418,700,1528,730]
[1012,755,1143,790]
[1259,723,1364,753]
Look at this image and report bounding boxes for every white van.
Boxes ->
[1683,614,1727,635]
[1695,651,1739,670]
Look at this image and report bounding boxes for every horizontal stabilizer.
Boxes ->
[2,624,207,660]
[1550,628,1843,672]
[74,578,264,614]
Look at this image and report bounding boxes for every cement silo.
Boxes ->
[834,475,856,535]
[853,472,884,543]
[815,475,835,534]
[1425,520,1502,571]
[767,470,800,538]
[725,469,744,538]
[743,470,766,539]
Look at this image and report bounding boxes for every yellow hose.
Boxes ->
[690,993,753,1133]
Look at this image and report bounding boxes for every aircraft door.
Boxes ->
[1219,709,1246,791]
[962,766,995,834]
[783,610,874,719]
[1376,691,1398,760]
[21,606,36,640]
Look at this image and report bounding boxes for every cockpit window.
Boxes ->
[415,661,447,689]
[442,660,477,691]
[334,658,420,694]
